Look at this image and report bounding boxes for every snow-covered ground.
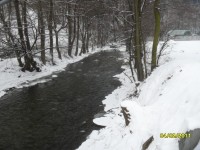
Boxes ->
[0,45,113,98]
[78,41,200,150]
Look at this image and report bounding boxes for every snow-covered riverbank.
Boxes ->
[0,46,112,98]
[78,41,200,150]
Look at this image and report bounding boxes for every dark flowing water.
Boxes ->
[0,50,124,150]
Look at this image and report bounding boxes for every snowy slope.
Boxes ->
[78,41,200,150]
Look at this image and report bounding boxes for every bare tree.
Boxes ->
[151,0,161,71]
[14,0,40,71]
[48,0,54,64]
[38,0,46,64]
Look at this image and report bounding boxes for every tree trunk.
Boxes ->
[151,0,161,71]
[55,31,62,59]
[22,0,31,50]
[133,0,144,81]
[14,0,31,71]
[52,3,62,60]
[86,32,91,53]
[80,17,87,55]
[67,4,73,56]
[48,0,54,64]
[14,0,26,50]
[75,17,80,56]
[14,0,40,72]
[38,0,46,64]
[81,35,86,55]
[113,15,117,42]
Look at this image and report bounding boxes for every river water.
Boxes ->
[0,50,124,150]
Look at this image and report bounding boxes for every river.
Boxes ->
[0,50,125,150]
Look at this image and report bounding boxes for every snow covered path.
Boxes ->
[78,41,200,150]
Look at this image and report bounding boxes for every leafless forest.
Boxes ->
[0,0,200,80]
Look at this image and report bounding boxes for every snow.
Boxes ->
[93,117,111,127]
[0,45,115,98]
[194,141,200,150]
[78,41,200,150]
[52,74,58,78]
[102,65,135,112]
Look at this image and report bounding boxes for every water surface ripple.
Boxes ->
[0,50,124,150]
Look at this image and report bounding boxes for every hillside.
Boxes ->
[78,41,200,150]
